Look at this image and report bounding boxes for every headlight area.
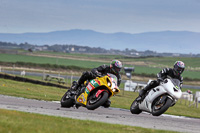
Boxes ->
[113,87,119,93]
[107,78,112,87]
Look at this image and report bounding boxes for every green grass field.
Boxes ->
[2,53,200,68]
[123,56,200,67]
[133,65,200,79]
[0,53,105,68]
[0,109,177,133]
[0,53,200,79]
[35,51,200,67]
[34,51,200,67]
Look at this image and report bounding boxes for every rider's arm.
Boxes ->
[91,64,107,76]
[157,68,170,80]
[180,76,183,88]
[117,74,122,86]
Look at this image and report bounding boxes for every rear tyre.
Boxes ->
[152,96,173,116]
[130,97,142,114]
[60,90,75,108]
[86,91,109,110]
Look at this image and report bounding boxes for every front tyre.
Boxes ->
[86,91,109,110]
[60,90,75,108]
[152,96,173,116]
[130,97,142,114]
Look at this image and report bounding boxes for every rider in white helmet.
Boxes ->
[139,61,185,99]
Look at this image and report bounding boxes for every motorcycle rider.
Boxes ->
[139,61,185,99]
[71,60,123,108]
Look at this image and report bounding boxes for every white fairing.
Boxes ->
[139,78,182,112]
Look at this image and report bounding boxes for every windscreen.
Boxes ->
[107,73,118,86]
[171,78,181,88]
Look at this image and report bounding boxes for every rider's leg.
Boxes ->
[139,80,159,97]
[71,71,95,90]
[139,84,152,97]
[71,81,78,90]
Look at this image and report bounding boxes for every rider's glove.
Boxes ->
[157,77,163,83]
[93,71,102,77]
[95,72,102,77]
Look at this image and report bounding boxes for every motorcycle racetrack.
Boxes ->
[0,95,199,133]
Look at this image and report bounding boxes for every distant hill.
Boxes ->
[0,29,199,54]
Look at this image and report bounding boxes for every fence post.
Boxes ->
[43,70,45,80]
[196,97,198,108]
[189,96,191,105]
[12,64,15,75]
[71,74,73,86]
[66,75,68,85]
[195,92,200,108]
[185,95,187,105]
[58,72,60,77]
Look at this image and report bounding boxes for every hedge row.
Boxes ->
[0,72,70,89]
[0,61,89,71]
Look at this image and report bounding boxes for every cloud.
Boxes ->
[0,0,200,33]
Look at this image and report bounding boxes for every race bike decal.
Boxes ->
[91,79,100,87]
[86,79,100,93]
[86,82,95,91]
[77,93,87,105]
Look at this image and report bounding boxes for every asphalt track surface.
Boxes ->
[0,95,200,133]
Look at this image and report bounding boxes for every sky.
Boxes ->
[0,0,200,34]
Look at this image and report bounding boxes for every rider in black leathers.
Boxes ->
[71,60,123,108]
[139,61,185,99]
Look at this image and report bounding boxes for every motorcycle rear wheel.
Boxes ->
[60,90,75,108]
[130,97,142,114]
[86,91,109,110]
[152,96,173,116]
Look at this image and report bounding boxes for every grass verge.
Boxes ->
[0,109,178,133]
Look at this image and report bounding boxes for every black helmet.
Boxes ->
[110,60,122,74]
[173,61,185,76]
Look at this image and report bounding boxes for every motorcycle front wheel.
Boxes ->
[60,90,75,108]
[152,96,173,116]
[130,97,142,114]
[86,91,109,110]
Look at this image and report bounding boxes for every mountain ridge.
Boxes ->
[0,29,199,54]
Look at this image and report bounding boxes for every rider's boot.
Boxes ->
[139,80,159,98]
[71,81,79,91]
[102,99,111,108]
[139,80,160,99]
[73,104,81,109]
[71,72,86,91]
[139,84,152,99]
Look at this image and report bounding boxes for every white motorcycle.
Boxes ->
[130,76,182,116]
